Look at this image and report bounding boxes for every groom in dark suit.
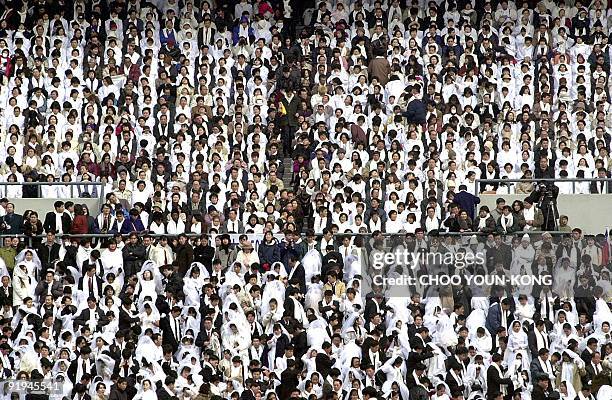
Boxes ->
[486,354,514,400]
[486,298,512,335]
[43,201,72,234]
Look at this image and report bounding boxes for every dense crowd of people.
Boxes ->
[0,0,610,399]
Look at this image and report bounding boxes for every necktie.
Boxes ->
[102,216,109,232]
[89,277,94,293]
[164,249,168,265]
[82,360,87,374]
[123,362,129,376]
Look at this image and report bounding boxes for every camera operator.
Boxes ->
[527,182,559,231]
[534,156,554,180]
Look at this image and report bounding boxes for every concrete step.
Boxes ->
[282,157,293,188]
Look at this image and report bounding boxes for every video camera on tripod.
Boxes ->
[531,182,559,231]
[536,182,557,207]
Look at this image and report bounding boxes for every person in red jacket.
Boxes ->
[71,204,90,234]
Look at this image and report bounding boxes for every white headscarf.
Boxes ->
[597,385,612,400]
[560,380,577,400]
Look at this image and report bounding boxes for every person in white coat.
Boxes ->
[12,263,35,307]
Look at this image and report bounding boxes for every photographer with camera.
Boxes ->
[527,182,560,231]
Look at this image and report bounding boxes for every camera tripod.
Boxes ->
[538,195,559,231]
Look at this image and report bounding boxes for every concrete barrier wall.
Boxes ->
[479,194,612,234]
[6,196,610,235]
[8,198,102,218]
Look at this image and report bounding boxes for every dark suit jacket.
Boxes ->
[589,178,612,194]
[0,286,12,306]
[486,243,513,269]
[153,123,174,140]
[277,368,300,399]
[239,389,256,400]
[529,356,552,380]
[1,213,22,234]
[531,385,553,400]
[112,358,140,379]
[581,348,595,365]
[77,276,104,298]
[197,26,216,46]
[37,242,61,273]
[160,316,181,352]
[186,199,207,216]
[34,280,63,301]
[118,307,140,331]
[195,328,218,348]
[67,358,97,384]
[200,364,223,383]
[318,300,340,319]
[73,307,109,331]
[454,190,480,220]
[527,330,550,358]
[485,303,512,335]
[406,372,431,390]
[315,352,335,378]
[486,364,513,399]
[406,350,434,374]
[445,372,465,396]
[496,214,521,234]
[473,216,497,234]
[364,298,384,323]
[287,263,306,295]
[220,219,244,234]
[43,211,72,233]
[156,387,174,400]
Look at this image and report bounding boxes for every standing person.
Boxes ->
[122,233,146,278]
[486,354,514,399]
[368,46,391,86]
[0,203,20,235]
[160,306,183,354]
[23,211,44,246]
[37,231,61,275]
[120,208,146,234]
[454,185,481,220]
[173,233,194,276]
[43,200,71,234]
[71,204,90,234]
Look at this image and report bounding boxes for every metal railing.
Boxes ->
[0,181,104,197]
[475,177,612,195]
[0,230,588,249]
[0,181,105,212]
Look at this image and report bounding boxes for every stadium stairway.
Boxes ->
[283,157,293,189]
